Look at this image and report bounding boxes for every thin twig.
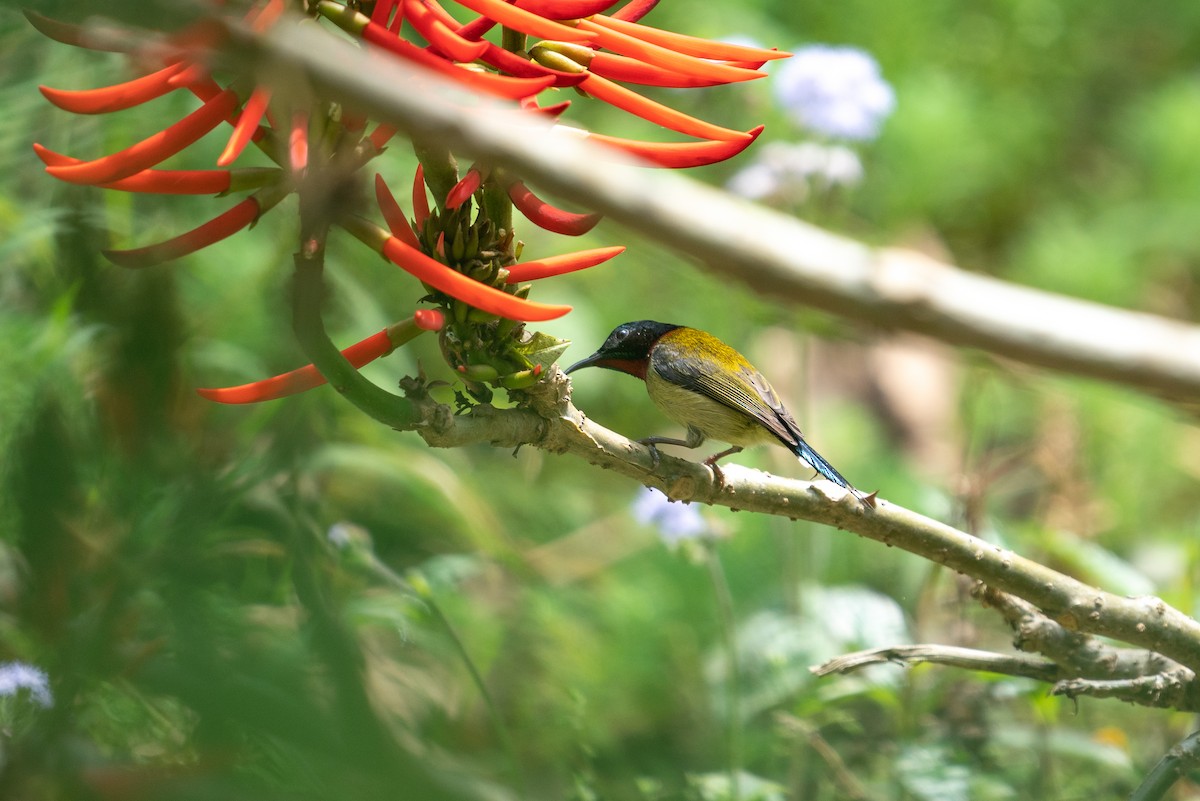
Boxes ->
[1052,670,1199,711]
[811,644,1061,682]
[775,714,879,801]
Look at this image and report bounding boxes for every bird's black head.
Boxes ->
[565,320,681,379]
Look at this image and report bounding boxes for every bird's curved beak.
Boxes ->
[563,351,604,375]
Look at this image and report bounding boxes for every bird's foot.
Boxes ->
[702,453,729,491]
[636,439,662,470]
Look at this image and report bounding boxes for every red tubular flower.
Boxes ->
[34,144,280,194]
[586,125,765,168]
[197,324,416,404]
[445,167,485,210]
[454,15,497,40]
[103,196,266,269]
[514,0,620,18]
[577,73,750,141]
[411,165,431,229]
[520,96,572,117]
[504,246,624,281]
[479,42,588,86]
[589,14,790,62]
[38,62,186,115]
[406,0,490,62]
[383,235,572,321]
[316,2,556,100]
[608,0,660,22]
[44,90,239,185]
[585,51,737,88]
[507,180,602,235]
[218,86,272,166]
[32,0,789,402]
[289,112,309,171]
[340,216,572,321]
[374,174,423,249]
[450,0,596,42]
[413,309,446,331]
[572,20,766,84]
[371,0,400,25]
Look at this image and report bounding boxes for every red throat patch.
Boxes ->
[596,357,647,380]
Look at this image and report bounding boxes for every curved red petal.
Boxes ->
[521,97,573,117]
[383,237,571,321]
[289,112,309,171]
[445,168,483,210]
[361,24,555,99]
[218,87,272,166]
[197,329,395,404]
[587,125,763,168]
[33,144,259,194]
[579,74,750,141]
[504,246,624,282]
[451,0,595,42]
[38,63,186,115]
[103,197,261,269]
[371,0,401,25]
[413,308,446,331]
[374,174,422,249]
[608,0,660,22]
[508,180,603,235]
[455,15,497,39]
[513,0,620,18]
[45,90,240,185]
[411,164,431,229]
[591,14,791,61]
[405,0,489,62]
[576,18,765,83]
[588,52,731,88]
[480,42,588,86]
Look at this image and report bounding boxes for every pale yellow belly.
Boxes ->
[645,369,774,447]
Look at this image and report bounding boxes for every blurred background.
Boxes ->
[2,0,1200,798]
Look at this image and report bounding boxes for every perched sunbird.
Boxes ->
[565,321,875,507]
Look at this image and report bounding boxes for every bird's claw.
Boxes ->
[637,439,662,470]
[702,455,727,491]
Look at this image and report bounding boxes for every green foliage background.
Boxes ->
[2,1,1200,798]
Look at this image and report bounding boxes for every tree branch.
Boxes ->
[224,18,1200,403]
[811,644,1062,683]
[975,586,1183,680]
[1052,670,1199,711]
[316,366,1200,684]
[1130,730,1200,801]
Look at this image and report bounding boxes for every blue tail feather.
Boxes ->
[794,439,865,501]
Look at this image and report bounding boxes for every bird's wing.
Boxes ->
[652,335,803,448]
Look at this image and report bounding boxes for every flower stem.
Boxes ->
[412,140,459,209]
[293,177,420,428]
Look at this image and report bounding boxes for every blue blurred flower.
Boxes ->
[0,661,53,708]
[727,141,863,203]
[774,45,895,141]
[632,487,710,546]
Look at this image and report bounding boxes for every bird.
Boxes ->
[565,320,875,508]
